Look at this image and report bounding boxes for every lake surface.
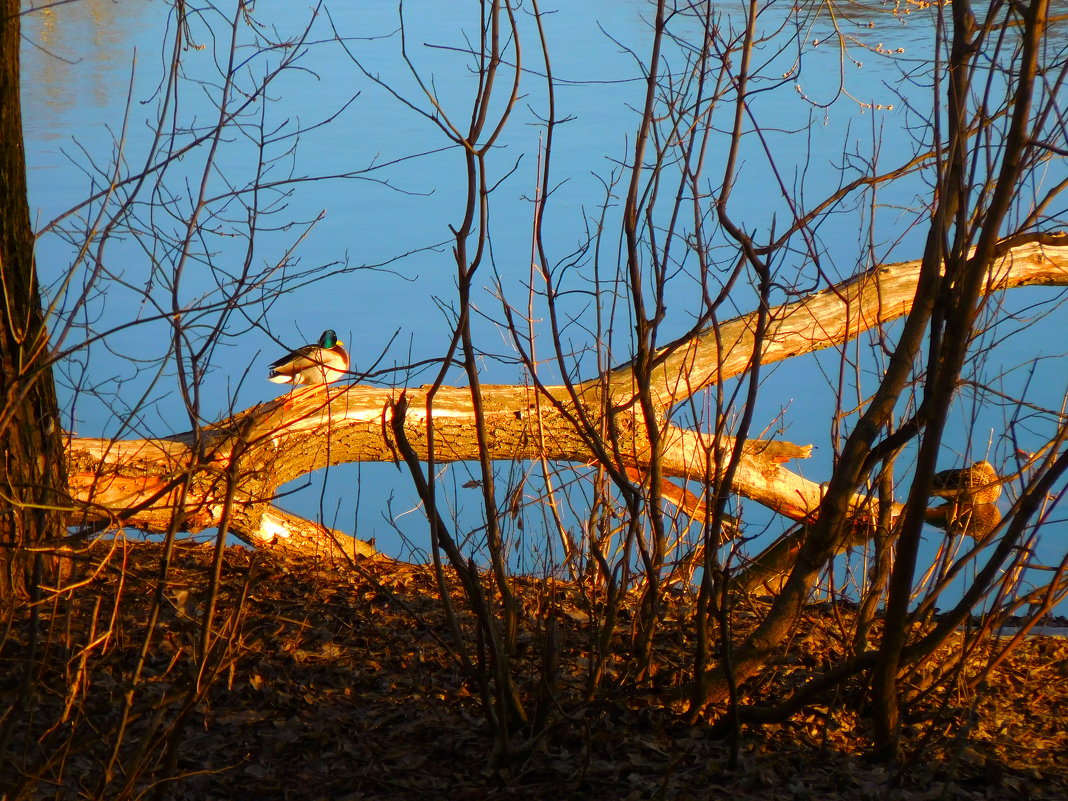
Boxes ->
[19,1,1068,610]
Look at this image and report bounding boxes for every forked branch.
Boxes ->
[61,237,1067,555]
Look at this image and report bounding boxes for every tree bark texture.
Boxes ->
[59,237,1068,559]
[0,0,69,599]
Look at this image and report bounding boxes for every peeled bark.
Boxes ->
[60,237,1068,558]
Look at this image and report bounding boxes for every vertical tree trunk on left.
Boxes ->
[0,0,68,600]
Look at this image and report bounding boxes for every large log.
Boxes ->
[598,234,1068,410]
[64,384,804,553]
[61,236,1068,557]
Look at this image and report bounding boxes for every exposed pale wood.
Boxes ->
[62,237,1068,558]
[595,236,1068,410]
[249,506,376,559]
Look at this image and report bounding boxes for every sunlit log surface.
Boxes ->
[64,236,1068,557]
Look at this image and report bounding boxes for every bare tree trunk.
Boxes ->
[870,0,1052,759]
[0,0,68,600]
[0,1,71,784]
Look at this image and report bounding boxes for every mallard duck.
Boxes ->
[267,329,349,386]
[925,501,1002,543]
[930,460,1001,504]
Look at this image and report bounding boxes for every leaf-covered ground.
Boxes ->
[1,541,1065,800]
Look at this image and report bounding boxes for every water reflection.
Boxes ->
[22,0,156,148]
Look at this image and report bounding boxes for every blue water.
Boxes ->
[21,1,1068,612]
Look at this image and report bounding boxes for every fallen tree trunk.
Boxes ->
[64,384,810,555]
[61,235,1067,560]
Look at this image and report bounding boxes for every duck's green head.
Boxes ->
[319,329,341,348]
